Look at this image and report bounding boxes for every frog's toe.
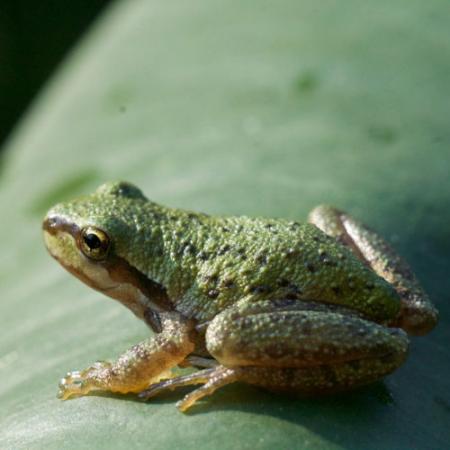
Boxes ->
[138,369,216,401]
[57,371,88,399]
[57,365,104,399]
[138,379,176,400]
[138,366,239,412]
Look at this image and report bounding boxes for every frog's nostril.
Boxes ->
[43,216,57,231]
[43,215,71,234]
[42,215,80,238]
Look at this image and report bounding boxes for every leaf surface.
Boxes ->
[1,1,449,449]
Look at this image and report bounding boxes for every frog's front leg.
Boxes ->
[140,300,409,411]
[58,311,195,399]
[308,205,438,335]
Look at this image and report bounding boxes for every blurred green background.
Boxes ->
[0,1,449,449]
[0,1,111,147]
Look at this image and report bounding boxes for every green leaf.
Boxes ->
[1,1,449,449]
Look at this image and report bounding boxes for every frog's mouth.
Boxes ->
[43,215,171,325]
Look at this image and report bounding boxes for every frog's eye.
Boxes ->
[79,227,110,260]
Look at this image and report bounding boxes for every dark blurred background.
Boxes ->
[0,1,112,150]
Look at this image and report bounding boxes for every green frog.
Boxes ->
[42,181,438,411]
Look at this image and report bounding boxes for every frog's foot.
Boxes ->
[308,205,438,335]
[138,366,239,412]
[57,312,195,400]
[58,361,112,399]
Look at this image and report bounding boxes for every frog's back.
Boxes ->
[176,213,400,324]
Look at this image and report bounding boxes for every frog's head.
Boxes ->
[42,181,169,325]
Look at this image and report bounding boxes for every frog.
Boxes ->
[42,181,438,412]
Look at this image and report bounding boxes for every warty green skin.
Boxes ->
[42,181,437,411]
[46,182,400,324]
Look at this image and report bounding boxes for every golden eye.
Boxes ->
[79,227,110,260]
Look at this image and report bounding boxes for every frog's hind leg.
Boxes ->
[139,366,239,412]
[308,205,438,335]
[141,301,409,411]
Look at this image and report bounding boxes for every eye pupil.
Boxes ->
[84,233,102,249]
[80,227,110,260]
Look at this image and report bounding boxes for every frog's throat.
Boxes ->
[42,216,172,322]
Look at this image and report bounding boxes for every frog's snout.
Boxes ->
[42,215,58,234]
[42,213,62,255]
[42,212,82,265]
[42,213,79,238]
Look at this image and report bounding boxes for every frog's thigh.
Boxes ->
[58,312,195,399]
[308,205,438,335]
[206,306,409,392]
